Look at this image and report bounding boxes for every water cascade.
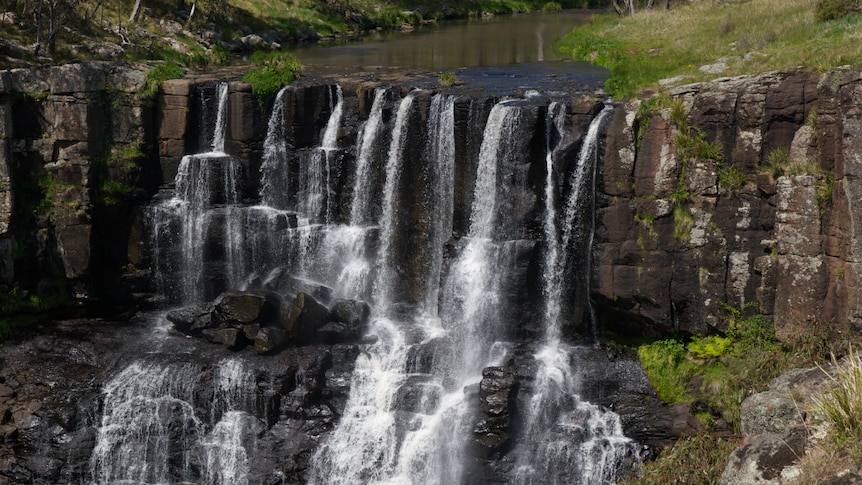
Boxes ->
[96,82,642,484]
[512,101,639,484]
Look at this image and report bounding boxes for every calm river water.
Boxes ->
[290,9,609,93]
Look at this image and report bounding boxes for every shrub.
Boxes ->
[764,146,790,175]
[138,60,186,105]
[438,72,460,87]
[688,335,733,360]
[243,51,302,104]
[541,2,563,13]
[717,166,748,194]
[638,339,692,403]
[816,0,861,22]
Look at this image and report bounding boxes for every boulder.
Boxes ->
[266,269,334,304]
[329,298,371,326]
[720,428,806,485]
[212,291,279,327]
[281,292,330,343]
[254,327,287,354]
[202,327,246,350]
[166,304,213,334]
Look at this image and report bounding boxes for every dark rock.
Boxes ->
[166,304,213,334]
[266,269,334,304]
[281,292,330,344]
[202,327,246,349]
[253,327,287,354]
[212,291,280,327]
[329,298,371,326]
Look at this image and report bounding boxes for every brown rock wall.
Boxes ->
[593,69,862,340]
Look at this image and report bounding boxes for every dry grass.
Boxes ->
[557,0,862,97]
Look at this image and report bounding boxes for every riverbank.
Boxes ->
[0,0,606,70]
[556,0,862,98]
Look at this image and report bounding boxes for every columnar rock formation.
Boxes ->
[595,70,862,339]
[2,64,861,343]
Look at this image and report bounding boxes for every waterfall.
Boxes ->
[350,87,388,226]
[440,100,522,379]
[135,83,642,485]
[212,82,229,154]
[372,90,418,310]
[260,86,291,209]
[299,84,344,224]
[512,101,640,484]
[89,358,260,485]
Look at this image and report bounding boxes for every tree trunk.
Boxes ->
[129,0,142,22]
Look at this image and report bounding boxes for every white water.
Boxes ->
[89,358,259,485]
[513,101,638,484]
[371,90,418,310]
[137,85,639,485]
[212,82,229,154]
[299,84,344,224]
[260,86,291,209]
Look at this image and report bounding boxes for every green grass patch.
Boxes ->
[138,60,187,105]
[717,165,748,194]
[243,51,302,104]
[556,0,862,98]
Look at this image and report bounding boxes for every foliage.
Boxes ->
[438,72,461,87]
[676,128,723,161]
[138,60,186,105]
[810,347,862,463]
[542,2,564,12]
[0,282,77,342]
[672,204,693,240]
[637,304,785,428]
[625,433,740,485]
[687,335,732,360]
[717,165,748,194]
[816,0,861,21]
[243,51,302,104]
[764,146,790,175]
[638,339,691,402]
[557,0,862,98]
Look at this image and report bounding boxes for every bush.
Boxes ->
[138,60,186,105]
[243,51,302,104]
[438,72,460,87]
[816,0,861,22]
[542,2,563,12]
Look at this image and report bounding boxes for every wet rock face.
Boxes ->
[0,315,360,485]
[168,286,372,353]
[593,70,862,338]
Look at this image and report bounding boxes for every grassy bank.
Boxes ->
[556,0,862,98]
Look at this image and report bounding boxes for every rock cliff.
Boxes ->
[594,69,862,340]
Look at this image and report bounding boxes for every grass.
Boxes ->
[556,0,862,98]
[624,433,740,485]
[242,50,302,104]
[810,347,862,460]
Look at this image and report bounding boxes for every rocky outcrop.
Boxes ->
[168,286,371,353]
[594,70,862,339]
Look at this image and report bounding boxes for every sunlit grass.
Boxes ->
[556,0,862,97]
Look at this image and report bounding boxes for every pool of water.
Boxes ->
[290,9,609,94]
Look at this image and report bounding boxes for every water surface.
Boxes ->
[291,10,608,93]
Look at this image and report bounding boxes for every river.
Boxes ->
[291,9,609,94]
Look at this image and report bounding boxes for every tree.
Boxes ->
[129,0,143,22]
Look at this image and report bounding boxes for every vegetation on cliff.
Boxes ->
[557,0,862,97]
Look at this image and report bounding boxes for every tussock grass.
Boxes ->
[557,0,862,97]
[810,348,862,460]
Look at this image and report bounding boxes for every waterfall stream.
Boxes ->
[93,82,641,484]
